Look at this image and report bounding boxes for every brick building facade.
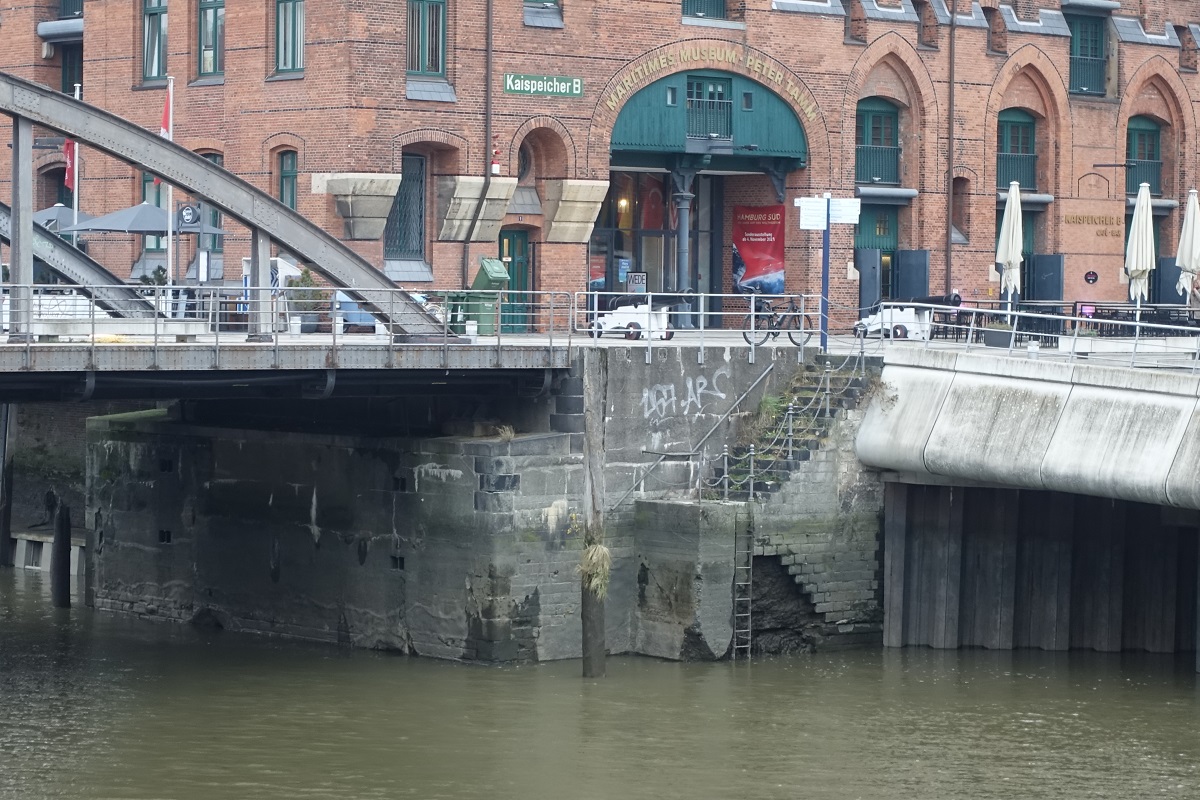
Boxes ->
[5,1,1200,323]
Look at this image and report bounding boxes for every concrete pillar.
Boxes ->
[8,117,34,343]
[1014,491,1073,650]
[883,482,908,648]
[0,405,15,568]
[246,229,272,342]
[1122,505,1178,653]
[1175,527,1197,655]
[959,488,1018,649]
[900,484,963,649]
[50,504,71,608]
[1070,497,1125,652]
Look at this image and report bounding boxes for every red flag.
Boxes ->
[63,139,76,191]
[154,86,172,185]
[159,88,171,139]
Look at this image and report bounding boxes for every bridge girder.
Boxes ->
[0,71,441,336]
[0,200,155,318]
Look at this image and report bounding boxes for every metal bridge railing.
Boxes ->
[0,283,576,370]
[870,300,1200,371]
[572,290,826,364]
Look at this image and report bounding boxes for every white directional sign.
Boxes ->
[797,197,828,230]
[829,198,862,225]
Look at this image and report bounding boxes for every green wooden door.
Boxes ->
[500,229,530,332]
[856,205,899,298]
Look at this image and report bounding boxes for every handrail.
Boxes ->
[607,361,776,511]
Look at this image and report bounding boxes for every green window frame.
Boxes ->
[55,174,74,210]
[143,0,168,81]
[996,108,1037,189]
[407,0,445,77]
[60,43,83,97]
[276,0,305,73]
[856,97,898,148]
[199,0,225,76]
[996,109,1034,155]
[201,153,224,252]
[682,0,726,20]
[685,76,732,140]
[855,97,900,184]
[1067,14,1107,95]
[141,172,166,251]
[384,154,427,261]
[278,150,298,210]
[1126,115,1162,195]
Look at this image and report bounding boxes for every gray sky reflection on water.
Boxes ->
[2,570,1199,800]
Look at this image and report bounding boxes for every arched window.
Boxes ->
[855,98,900,185]
[996,108,1036,190]
[1126,116,1162,196]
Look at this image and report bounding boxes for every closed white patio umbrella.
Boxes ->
[1126,182,1156,309]
[996,181,1024,310]
[1175,189,1200,300]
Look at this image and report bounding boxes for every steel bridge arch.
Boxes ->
[0,200,155,317]
[0,71,440,337]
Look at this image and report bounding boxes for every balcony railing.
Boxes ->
[855,145,901,185]
[996,153,1037,191]
[686,99,732,140]
[1126,159,1162,196]
[682,0,726,19]
[1069,56,1106,95]
[60,0,82,17]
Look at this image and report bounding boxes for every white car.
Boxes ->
[590,300,675,340]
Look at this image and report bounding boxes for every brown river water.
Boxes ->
[2,570,1198,800]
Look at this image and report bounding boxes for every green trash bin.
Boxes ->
[444,292,469,334]
[466,258,510,335]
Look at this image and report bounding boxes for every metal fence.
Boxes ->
[682,0,726,19]
[686,99,733,140]
[996,153,1036,190]
[855,144,901,185]
[871,299,1200,371]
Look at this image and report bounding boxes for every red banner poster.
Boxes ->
[732,205,785,295]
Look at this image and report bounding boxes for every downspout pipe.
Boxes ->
[461,0,495,288]
[944,0,958,293]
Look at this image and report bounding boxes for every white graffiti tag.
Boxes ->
[641,366,731,419]
[641,384,677,419]
[682,366,730,415]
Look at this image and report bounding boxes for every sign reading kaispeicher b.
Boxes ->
[503,73,583,97]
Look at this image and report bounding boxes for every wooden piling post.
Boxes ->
[581,352,607,678]
[50,504,71,608]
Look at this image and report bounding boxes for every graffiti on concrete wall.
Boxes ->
[641,365,731,420]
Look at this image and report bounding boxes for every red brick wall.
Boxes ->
[2,3,1200,308]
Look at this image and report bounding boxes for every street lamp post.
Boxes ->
[944,0,958,294]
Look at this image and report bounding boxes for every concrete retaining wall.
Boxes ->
[85,346,878,662]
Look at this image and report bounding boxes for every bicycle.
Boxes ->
[741,291,812,346]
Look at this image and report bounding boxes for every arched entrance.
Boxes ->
[593,70,808,323]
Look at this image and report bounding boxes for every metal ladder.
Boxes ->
[733,519,753,659]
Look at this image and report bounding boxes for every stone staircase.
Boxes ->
[711,356,873,501]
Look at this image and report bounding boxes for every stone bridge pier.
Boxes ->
[83,346,883,662]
